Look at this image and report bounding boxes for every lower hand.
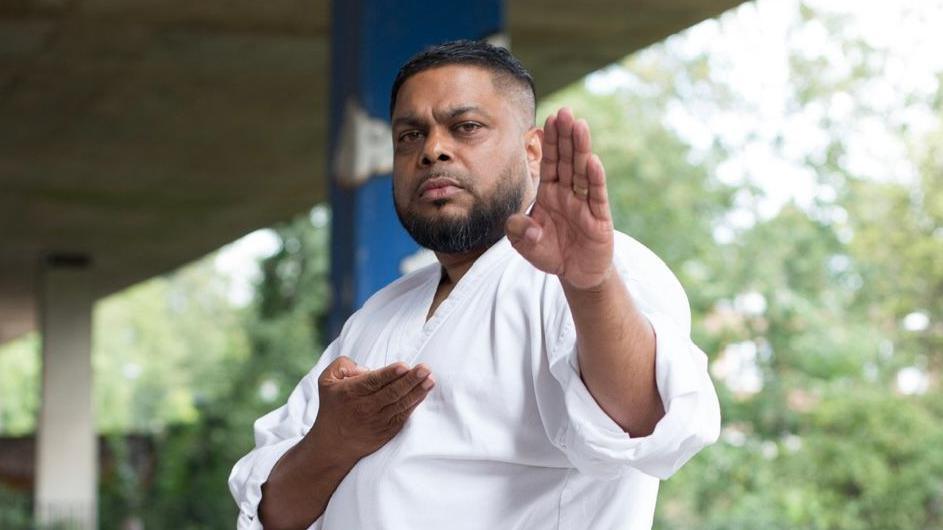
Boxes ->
[308,356,435,463]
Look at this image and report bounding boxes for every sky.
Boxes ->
[215,0,943,306]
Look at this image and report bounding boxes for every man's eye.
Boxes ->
[398,131,422,143]
[456,122,482,134]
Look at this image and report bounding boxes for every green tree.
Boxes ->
[138,210,332,529]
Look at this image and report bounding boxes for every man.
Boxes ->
[230,40,720,530]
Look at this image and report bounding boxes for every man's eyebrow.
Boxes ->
[392,105,488,129]
[436,105,485,122]
[392,114,425,129]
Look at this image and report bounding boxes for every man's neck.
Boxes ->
[434,246,490,286]
[424,246,490,322]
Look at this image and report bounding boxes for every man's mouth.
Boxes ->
[418,177,464,201]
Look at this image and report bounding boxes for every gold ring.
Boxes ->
[572,184,589,199]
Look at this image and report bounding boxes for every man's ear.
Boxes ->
[524,126,543,183]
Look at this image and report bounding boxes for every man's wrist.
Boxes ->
[560,263,618,296]
[302,422,361,471]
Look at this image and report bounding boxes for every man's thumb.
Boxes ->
[506,213,542,248]
[324,356,363,381]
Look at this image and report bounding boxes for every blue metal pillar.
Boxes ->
[328,0,505,337]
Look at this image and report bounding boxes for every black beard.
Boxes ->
[395,175,524,254]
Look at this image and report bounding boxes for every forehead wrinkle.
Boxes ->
[392,113,424,129]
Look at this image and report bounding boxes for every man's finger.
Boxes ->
[540,114,559,182]
[339,365,368,378]
[556,108,575,187]
[347,362,410,396]
[380,375,435,421]
[372,364,433,407]
[587,154,611,220]
[571,119,592,199]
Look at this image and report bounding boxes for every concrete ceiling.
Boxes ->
[0,0,746,343]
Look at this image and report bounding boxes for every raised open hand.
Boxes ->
[506,107,614,290]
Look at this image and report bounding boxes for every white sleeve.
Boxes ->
[227,341,341,529]
[542,233,721,480]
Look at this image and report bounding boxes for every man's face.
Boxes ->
[391,65,540,254]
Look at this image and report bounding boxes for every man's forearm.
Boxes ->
[259,427,357,530]
[562,267,664,437]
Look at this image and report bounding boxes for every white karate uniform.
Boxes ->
[229,231,721,529]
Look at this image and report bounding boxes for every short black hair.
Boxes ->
[389,39,537,123]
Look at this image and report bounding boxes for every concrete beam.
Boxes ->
[0,0,749,345]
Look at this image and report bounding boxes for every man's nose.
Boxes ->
[420,130,452,166]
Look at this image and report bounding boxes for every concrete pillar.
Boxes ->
[34,254,97,530]
[328,0,506,336]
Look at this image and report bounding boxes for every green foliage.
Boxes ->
[658,389,943,530]
[131,212,333,528]
[93,256,251,433]
[0,334,40,434]
[649,1,943,528]
[0,485,31,530]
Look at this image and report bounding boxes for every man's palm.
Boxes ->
[506,107,614,290]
